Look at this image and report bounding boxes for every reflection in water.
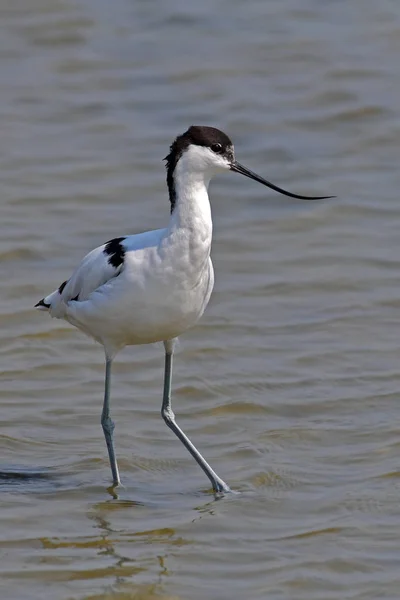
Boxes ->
[0,467,59,492]
[38,508,180,595]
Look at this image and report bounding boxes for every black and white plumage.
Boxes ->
[35,125,332,494]
[37,236,128,325]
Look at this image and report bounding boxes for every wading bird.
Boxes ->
[36,126,332,493]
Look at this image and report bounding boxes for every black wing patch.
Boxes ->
[104,237,126,268]
[58,280,68,294]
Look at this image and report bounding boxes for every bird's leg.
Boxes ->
[101,358,121,486]
[161,346,231,494]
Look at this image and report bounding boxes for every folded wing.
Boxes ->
[35,237,127,317]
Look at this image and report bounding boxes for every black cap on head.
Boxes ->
[164,126,233,213]
[164,126,232,169]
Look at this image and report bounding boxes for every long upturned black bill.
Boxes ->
[230,161,334,200]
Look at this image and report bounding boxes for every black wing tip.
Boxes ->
[35,299,50,308]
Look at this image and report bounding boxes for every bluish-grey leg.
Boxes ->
[161,344,231,494]
[101,358,121,486]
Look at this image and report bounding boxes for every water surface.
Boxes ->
[1,1,400,599]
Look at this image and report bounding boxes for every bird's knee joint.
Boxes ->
[102,416,115,435]
[162,406,175,425]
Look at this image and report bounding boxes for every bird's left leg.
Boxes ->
[101,358,121,486]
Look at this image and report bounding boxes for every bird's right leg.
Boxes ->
[161,343,231,494]
[101,358,121,486]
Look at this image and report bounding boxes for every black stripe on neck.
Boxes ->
[165,156,177,214]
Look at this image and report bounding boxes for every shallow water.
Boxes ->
[1,1,400,599]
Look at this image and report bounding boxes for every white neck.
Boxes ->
[167,149,213,245]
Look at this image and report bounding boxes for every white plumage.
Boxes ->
[35,125,331,494]
[39,226,213,359]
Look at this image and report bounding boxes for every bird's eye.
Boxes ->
[211,143,223,153]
